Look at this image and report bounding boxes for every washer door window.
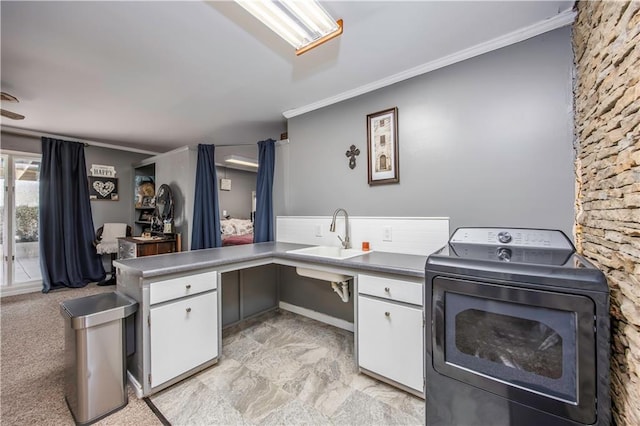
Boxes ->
[432,277,596,425]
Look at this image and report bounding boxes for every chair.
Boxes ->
[95,223,132,286]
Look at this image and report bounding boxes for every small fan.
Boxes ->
[1,92,25,120]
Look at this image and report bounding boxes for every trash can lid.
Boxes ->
[61,292,138,329]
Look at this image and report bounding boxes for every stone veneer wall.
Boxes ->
[572,1,640,425]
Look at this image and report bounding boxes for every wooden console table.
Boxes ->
[118,236,177,259]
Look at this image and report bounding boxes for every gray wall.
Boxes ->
[216,166,256,219]
[279,266,353,322]
[151,146,198,250]
[1,132,41,153]
[284,27,575,238]
[85,147,150,229]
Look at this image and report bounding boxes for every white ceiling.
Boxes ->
[1,1,574,154]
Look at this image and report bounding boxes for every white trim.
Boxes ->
[0,282,42,298]
[283,10,576,119]
[279,301,354,332]
[1,125,160,156]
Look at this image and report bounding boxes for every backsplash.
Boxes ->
[276,216,450,256]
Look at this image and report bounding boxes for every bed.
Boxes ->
[221,218,254,246]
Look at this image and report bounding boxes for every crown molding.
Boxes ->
[283,9,576,119]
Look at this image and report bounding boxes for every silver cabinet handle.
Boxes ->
[385,312,390,317]
[186,307,192,313]
[384,287,390,292]
[185,284,191,290]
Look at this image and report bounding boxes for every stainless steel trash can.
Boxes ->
[60,292,138,425]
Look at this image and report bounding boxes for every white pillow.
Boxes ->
[220,220,235,235]
[229,219,253,236]
[101,223,127,242]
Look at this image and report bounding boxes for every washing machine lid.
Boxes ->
[446,227,574,266]
[426,227,608,292]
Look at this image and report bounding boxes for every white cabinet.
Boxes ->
[357,274,424,394]
[149,272,218,388]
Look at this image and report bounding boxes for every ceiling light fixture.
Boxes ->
[224,155,259,168]
[235,0,343,55]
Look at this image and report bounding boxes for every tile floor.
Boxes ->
[149,310,425,425]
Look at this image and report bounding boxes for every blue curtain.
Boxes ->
[191,144,222,250]
[39,138,105,293]
[254,138,276,243]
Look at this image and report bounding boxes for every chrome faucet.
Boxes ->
[329,208,350,249]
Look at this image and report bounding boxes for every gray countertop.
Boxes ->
[113,241,429,279]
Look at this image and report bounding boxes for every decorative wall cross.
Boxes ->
[345,145,360,169]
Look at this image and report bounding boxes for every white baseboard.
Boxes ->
[0,282,42,298]
[278,301,354,332]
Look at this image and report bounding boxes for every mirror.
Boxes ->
[152,184,174,235]
[215,145,258,221]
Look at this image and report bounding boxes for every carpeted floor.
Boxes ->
[0,284,161,425]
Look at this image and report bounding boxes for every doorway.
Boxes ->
[1,153,42,293]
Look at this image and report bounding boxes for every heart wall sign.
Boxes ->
[88,176,119,201]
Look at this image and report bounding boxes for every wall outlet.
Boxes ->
[315,225,323,237]
[383,226,392,242]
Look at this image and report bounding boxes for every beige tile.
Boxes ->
[331,390,423,426]
[222,334,264,364]
[244,347,305,386]
[229,374,294,423]
[350,373,425,422]
[260,398,331,426]
[150,310,425,425]
[296,371,355,417]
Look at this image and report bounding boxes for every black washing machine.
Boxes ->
[425,227,610,426]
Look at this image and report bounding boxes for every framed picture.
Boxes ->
[366,107,399,185]
[88,176,119,201]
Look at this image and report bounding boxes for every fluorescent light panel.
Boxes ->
[224,155,259,168]
[236,0,342,55]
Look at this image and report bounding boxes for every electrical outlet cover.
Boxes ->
[383,226,392,241]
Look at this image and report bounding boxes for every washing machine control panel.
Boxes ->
[450,227,573,250]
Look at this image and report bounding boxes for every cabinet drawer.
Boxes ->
[150,291,218,388]
[357,295,424,392]
[358,274,422,306]
[150,271,217,305]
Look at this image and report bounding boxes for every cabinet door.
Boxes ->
[358,295,423,392]
[150,291,218,388]
[137,244,158,257]
[155,241,175,255]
